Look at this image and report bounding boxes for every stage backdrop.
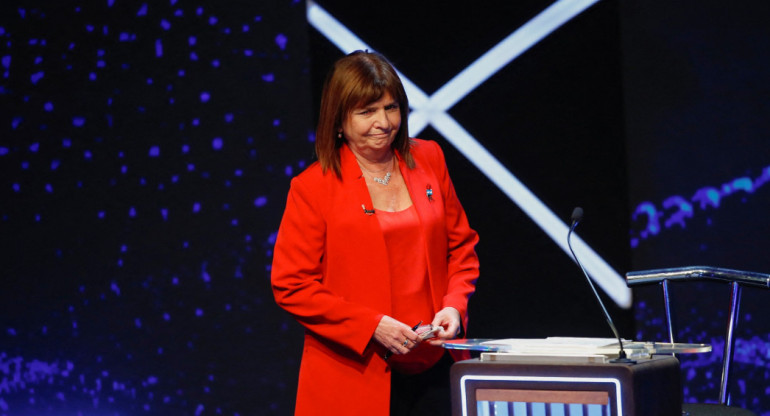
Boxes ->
[3,0,769,415]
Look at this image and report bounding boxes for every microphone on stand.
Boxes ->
[567,207,635,364]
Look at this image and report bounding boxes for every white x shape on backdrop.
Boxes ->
[307,0,631,308]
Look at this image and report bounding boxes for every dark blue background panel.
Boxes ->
[1,1,310,414]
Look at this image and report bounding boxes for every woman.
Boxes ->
[271,50,480,415]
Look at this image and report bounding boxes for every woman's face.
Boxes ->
[341,91,401,158]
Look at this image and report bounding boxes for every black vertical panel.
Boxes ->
[621,0,770,412]
[309,0,632,341]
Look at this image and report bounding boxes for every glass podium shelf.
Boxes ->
[443,337,711,362]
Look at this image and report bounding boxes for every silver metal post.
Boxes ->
[662,279,675,345]
[719,281,742,405]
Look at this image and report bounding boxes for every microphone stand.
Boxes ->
[567,207,636,364]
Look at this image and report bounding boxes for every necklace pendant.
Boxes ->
[373,171,391,186]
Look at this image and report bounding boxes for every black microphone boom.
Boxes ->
[567,206,635,364]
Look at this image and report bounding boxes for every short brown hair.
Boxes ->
[315,50,413,177]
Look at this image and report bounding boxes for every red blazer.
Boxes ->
[271,139,479,415]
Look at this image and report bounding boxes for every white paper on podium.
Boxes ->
[479,337,629,359]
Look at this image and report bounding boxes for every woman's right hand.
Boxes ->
[373,315,420,357]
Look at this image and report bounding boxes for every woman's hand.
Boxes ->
[426,307,462,346]
[373,315,420,357]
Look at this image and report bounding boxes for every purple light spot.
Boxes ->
[188,36,196,46]
[212,137,223,150]
[244,49,253,57]
[268,232,277,245]
[137,3,147,16]
[254,196,267,207]
[275,33,287,50]
[171,175,179,183]
[12,117,22,129]
[107,0,115,7]
[51,159,60,170]
[261,73,274,82]
[242,24,250,32]
[44,102,53,111]
[163,313,170,321]
[192,118,200,126]
[29,142,39,152]
[63,138,72,147]
[135,318,142,328]
[224,113,234,123]
[160,19,171,30]
[200,91,210,102]
[45,184,53,193]
[98,211,105,219]
[12,183,20,192]
[231,218,238,226]
[89,72,97,81]
[21,161,29,170]
[182,144,190,153]
[97,60,105,68]
[110,282,121,296]
[149,145,160,157]
[211,59,220,68]
[84,150,92,159]
[195,308,204,317]
[0,147,8,156]
[6,328,16,336]
[30,71,44,84]
[285,166,293,176]
[121,165,127,174]
[119,32,130,41]
[196,7,203,16]
[273,119,280,126]
[208,16,218,25]
[129,206,137,217]
[192,202,201,212]
[161,208,168,220]
[187,163,195,171]
[234,169,243,176]
[155,39,163,57]
[72,117,86,127]
[2,56,10,68]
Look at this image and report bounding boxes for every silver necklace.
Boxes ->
[357,156,394,186]
[372,171,391,186]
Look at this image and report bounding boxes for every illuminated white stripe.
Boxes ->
[459,374,622,416]
[306,0,632,308]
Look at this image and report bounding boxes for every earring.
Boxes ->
[337,132,342,139]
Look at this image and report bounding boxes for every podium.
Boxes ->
[444,339,696,416]
[450,356,681,416]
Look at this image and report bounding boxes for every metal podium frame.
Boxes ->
[626,265,770,405]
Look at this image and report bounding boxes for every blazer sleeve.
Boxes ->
[428,141,480,329]
[270,173,383,355]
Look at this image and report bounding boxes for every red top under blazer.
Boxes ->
[271,138,480,415]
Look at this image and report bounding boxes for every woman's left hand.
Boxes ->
[426,307,462,346]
